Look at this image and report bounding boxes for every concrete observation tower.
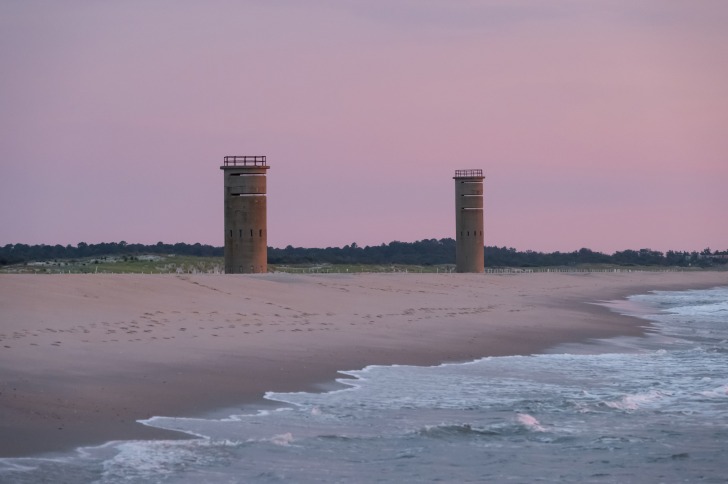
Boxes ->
[454,169,485,273]
[220,156,269,274]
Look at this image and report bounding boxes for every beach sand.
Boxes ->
[1,271,726,457]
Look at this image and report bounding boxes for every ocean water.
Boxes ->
[2,286,727,483]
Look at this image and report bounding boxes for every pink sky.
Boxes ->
[1,1,726,253]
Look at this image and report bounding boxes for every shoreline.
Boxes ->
[1,271,726,457]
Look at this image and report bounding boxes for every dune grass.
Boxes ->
[1,255,707,275]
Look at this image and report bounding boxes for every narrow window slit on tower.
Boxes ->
[259,229,262,237]
[250,229,253,237]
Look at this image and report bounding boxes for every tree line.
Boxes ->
[2,239,726,268]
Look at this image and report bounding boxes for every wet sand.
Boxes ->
[1,271,726,457]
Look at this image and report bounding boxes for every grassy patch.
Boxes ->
[1,257,708,275]
[269,263,456,274]
[1,255,224,274]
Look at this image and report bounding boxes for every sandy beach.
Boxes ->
[1,271,726,457]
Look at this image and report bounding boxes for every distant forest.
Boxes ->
[2,240,726,268]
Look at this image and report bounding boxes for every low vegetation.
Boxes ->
[1,239,726,274]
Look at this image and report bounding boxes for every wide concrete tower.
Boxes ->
[454,169,485,273]
[220,156,269,274]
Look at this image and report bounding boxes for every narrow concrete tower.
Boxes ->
[220,156,269,274]
[454,169,485,273]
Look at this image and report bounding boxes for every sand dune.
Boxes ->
[1,271,726,456]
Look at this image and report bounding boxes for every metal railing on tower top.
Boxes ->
[223,155,267,167]
[454,169,483,178]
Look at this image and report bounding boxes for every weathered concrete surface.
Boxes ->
[221,162,269,273]
[454,171,485,273]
